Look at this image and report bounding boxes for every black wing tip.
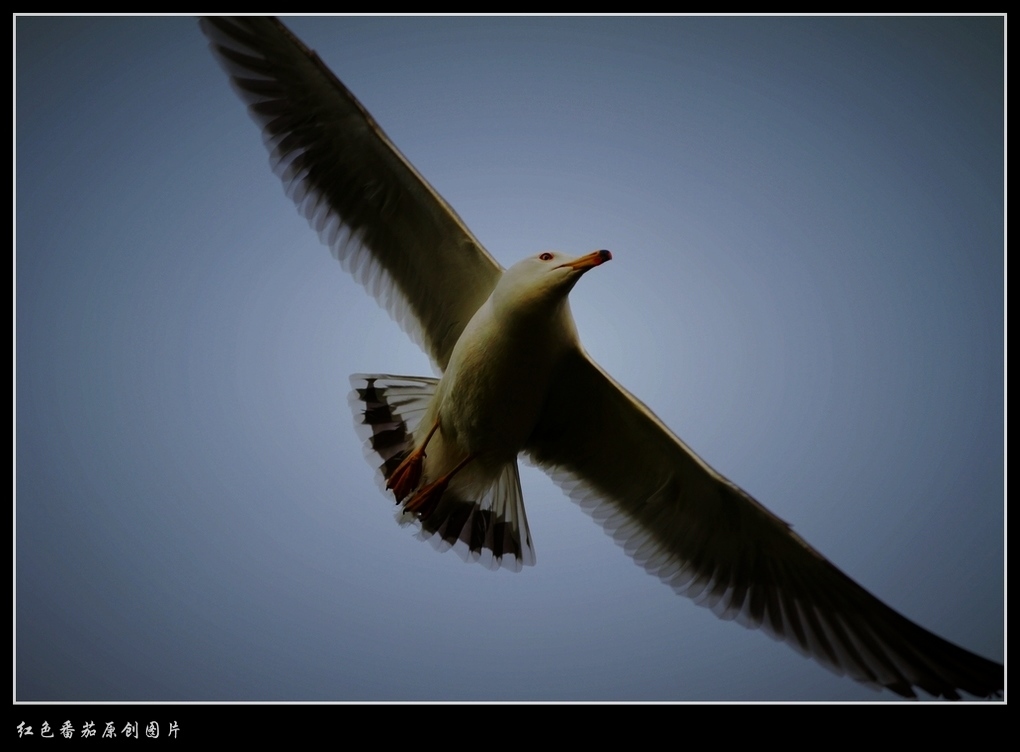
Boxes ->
[542,463,1003,701]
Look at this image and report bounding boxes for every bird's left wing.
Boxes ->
[201,17,502,370]
[526,348,1003,699]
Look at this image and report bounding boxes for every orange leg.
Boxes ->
[386,420,440,503]
[403,453,475,521]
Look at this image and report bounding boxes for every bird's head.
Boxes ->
[491,250,612,319]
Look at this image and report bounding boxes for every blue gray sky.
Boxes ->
[16,16,1003,701]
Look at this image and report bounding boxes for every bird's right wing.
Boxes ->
[201,17,503,370]
[527,348,1003,699]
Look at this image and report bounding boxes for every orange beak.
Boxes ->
[557,249,612,271]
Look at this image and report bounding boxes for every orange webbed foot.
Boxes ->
[402,453,475,521]
[403,477,450,521]
[386,449,425,503]
[386,420,441,502]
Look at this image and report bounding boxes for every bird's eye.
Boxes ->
[539,252,554,261]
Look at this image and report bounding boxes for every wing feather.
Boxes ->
[201,17,502,369]
[527,348,1003,699]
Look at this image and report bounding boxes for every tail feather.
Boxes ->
[418,462,536,572]
[349,374,536,571]
[349,374,436,481]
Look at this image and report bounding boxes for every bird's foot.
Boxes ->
[386,420,442,502]
[386,449,425,503]
[403,478,449,521]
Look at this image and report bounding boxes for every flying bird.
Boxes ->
[200,16,1003,700]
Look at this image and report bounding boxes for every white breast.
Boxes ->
[422,290,577,483]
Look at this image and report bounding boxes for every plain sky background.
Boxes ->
[16,16,1003,701]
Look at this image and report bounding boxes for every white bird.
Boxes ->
[201,17,1003,700]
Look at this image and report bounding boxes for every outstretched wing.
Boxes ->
[526,349,1003,700]
[201,17,502,369]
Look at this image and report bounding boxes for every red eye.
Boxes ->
[539,252,554,261]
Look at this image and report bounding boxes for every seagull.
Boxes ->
[201,17,1003,700]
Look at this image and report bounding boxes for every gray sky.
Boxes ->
[16,16,1003,701]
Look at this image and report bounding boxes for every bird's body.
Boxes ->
[201,16,1003,699]
[431,290,561,483]
[419,252,601,496]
